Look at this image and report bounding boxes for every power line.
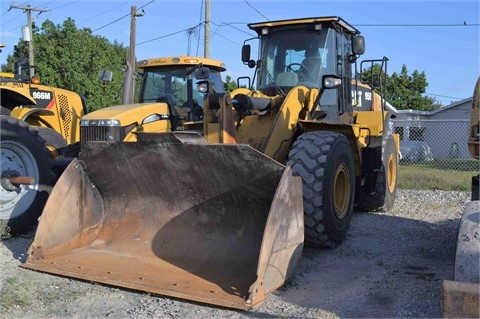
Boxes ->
[92,12,130,32]
[424,92,464,100]
[92,0,155,33]
[354,23,479,27]
[242,0,269,21]
[136,27,195,46]
[186,25,201,56]
[214,22,255,37]
[44,0,81,13]
[195,0,204,56]
[134,20,254,53]
[1,12,24,30]
[209,26,243,47]
[1,1,81,32]
[78,1,130,28]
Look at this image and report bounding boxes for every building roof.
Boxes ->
[390,96,473,117]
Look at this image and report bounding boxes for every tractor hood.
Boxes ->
[81,102,171,126]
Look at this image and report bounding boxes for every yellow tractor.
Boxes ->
[79,56,226,145]
[0,63,87,237]
[22,17,399,310]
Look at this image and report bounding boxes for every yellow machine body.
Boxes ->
[80,56,226,144]
[0,77,87,146]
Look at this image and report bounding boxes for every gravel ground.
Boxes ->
[0,189,471,318]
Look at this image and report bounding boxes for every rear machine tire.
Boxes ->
[0,116,53,237]
[358,135,398,211]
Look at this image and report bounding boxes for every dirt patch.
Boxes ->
[0,190,470,318]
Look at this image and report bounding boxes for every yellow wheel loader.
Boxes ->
[0,64,87,238]
[22,18,399,310]
[223,16,399,247]
[1,63,87,156]
[441,77,479,318]
[79,56,226,145]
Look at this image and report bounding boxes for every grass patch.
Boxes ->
[0,273,90,315]
[401,158,479,171]
[398,161,478,191]
[0,273,34,314]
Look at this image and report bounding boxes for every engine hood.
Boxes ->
[82,102,170,125]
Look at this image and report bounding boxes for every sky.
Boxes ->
[0,0,479,106]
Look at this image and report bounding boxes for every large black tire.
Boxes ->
[359,135,398,211]
[287,131,355,248]
[33,127,68,158]
[0,106,11,115]
[0,116,53,238]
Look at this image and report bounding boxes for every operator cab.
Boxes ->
[242,17,365,115]
[139,64,224,123]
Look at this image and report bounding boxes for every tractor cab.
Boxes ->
[241,16,365,120]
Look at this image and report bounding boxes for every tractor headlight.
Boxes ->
[197,81,209,93]
[322,75,342,89]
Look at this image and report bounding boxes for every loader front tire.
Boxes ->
[287,131,355,248]
[0,116,52,238]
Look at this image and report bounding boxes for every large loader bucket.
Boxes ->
[22,132,304,310]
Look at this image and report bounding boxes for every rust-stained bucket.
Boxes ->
[22,132,304,310]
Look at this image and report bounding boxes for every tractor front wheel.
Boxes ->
[287,131,355,248]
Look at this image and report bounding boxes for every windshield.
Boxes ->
[140,66,224,109]
[257,25,336,90]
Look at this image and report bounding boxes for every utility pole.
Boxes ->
[123,5,144,104]
[204,0,210,58]
[9,4,49,78]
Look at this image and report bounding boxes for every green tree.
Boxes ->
[360,63,438,111]
[223,75,238,93]
[1,18,128,111]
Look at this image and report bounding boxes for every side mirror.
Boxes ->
[241,44,251,63]
[352,35,365,56]
[194,67,210,80]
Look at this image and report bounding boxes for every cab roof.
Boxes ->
[138,56,226,72]
[247,16,360,36]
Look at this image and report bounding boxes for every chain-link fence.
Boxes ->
[391,119,478,171]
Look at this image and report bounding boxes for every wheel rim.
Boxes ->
[45,145,60,159]
[0,141,39,219]
[333,163,350,219]
[387,153,397,193]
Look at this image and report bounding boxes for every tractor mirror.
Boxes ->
[194,67,210,80]
[241,44,251,63]
[352,36,365,55]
